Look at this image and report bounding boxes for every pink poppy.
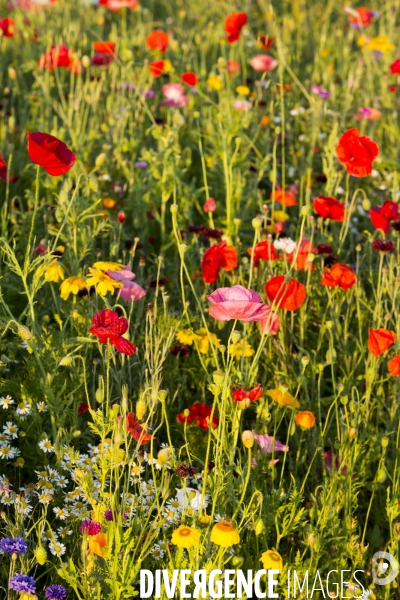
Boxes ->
[258,312,280,335]
[203,198,217,213]
[161,83,189,108]
[207,285,272,322]
[107,265,147,302]
[249,54,278,72]
[252,431,289,453]
[354,107,381,121]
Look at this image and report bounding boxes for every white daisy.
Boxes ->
[0,396,14,409]
[3,422,18,439]
[49,541,66,557]
[39,439,54,453]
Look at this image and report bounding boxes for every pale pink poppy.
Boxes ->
[249,54,278,72]
[354,107,381,121]
[207,285,272,322]
[253,431,289,453]
[161,83,189,108]
[233,99,251,111]
[258,312,280,335]
[203,198,217,213]
[107,265,147,302]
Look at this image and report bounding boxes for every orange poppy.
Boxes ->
[93,41,116,55]
[146,30,169,53]
[89,533,107,558]
[388,355,400,376]
[368,328,396,357]
[149,60,164,77]
[264,275,306,311]
[320,264,356,290]
[270,189,297,207]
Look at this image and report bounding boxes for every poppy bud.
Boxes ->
[18,325,32,341]
[158,447,172,464]
[231,330,241,344]
[117,211,125,223]
[213,370,225,385]
[376,468,387,483]
[341,395,348,405]
[34,545,47,565]
[219,344,226,353]
[381,436,389,448]
[179,243,187,254]
[170,203,178,214]
[254,518,265,535]
[8,67,16,80]
[95,384,104,404]
[82,55,91,69]
[183,408,190,418]
[362,199,371,211]
[300,206,309,217]
[252,217,262,229]
[95,152,106,167]
[349,428,357,439]
[232,555,244,568]
[242,430,254,448]
[308,534,315,546]
[158,390,168,403]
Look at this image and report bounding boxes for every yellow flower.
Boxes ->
[206,156,215,168]
[198,514,212,526]
[206,75,223,91]
[194,328,221,354]
[294,410,316,430]
[210,520,240,547]
[367,35,394,54]
[19,595,38,600]
[93,261,124,272]
[236,85,250,96]
[357,35,367,48]
[267,387,300,408]
[86,268,121,296]
[176,329,195,345]
[272,210,290,222]
[163,59,173,73]
[35,260,65,283]
[171,525,201,548]
[229,341,254,360]
[260,550,283,572]
[59,276,86,300]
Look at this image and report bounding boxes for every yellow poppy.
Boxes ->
[236,85,250,96]
[294,410,316,430]
[267,387,300,408]
[93,261,124,272]
[206,76,223,91]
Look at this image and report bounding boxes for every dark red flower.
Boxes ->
[170,343,190,357]
[201,241,237,284]
[0,153,17,183]
[176,403,219,430]
[312,244,333,255]
[390,59,400,75]
[78,402,93,415]
[181,72,198,86]
[247,241,279,266]
[265,275,306,311]
[92,52,114,66]
[126,412,154,445]
[336,128,379,177]
[320,264,356,290]
[146,30,169,53]
[259,35,274,50]
[0,18,15,37]
[27,132,76,176]
[89,309,136,355]
[313,196,345,222]
[224,12,247,43]
[372,239,395,253]
[370,200,400,234]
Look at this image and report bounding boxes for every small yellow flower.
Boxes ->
[367,35,394,54]
[86,268,120,296]
[163,59,173,73]
[171,525,201,548]
[229,341,254,360]
[210,520,240,547]
[194,328,221,354]
[260,549,283,572]
[60,276,86,300]
[236,85,250,96]
[93,261,124,272]
[206,75,223,91]
[272,210,290,222]
[206,156,215,168]
[35,261,65,283]
[198,514,212,526]
[176,329,195,345]
[294,410,316,430]
[267,387,300,408]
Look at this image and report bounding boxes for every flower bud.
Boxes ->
[362,198,371,211]
[158,447,172,464]
[308,533,315,546]
[18,325,32,341]
[254,518,265,536]
[252,217,262,229]
[242,430,254,448]
[95,152,106,167]
[117,210,126,223]
[349,428,357,439]
[381,436,389,448]
[213,370,225,385]
[8,67,17,80]
[59,356,74,367]
[179,244,187,254]
[136,398,147,420]
[300,206,309,217]
[34,546,47,565]
[158,390,168,403]
[231,330,241,344]
[376,468,387,483]
[231,555,244,568]
[170,204,178,214]
[82,55,91,69]
[301,356,309,367]
[183,408,190,418]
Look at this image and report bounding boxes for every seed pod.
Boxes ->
[242,430,254,449]
[34,546,47,565]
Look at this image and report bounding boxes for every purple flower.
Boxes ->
[45,584,67,600]
[142,89,155,99]
[0,537,28,554]
[252,431,289,453]
[9,574,36,594]
[134,160,148,169]
[80,520,102,536]
[311,85,330,99]
[104,509,114,522]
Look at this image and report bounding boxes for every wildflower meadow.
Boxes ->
[1,0,400,598]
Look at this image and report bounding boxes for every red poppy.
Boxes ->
[149,60,164,77]
[270,188,297,207]
[38,44,72,71]
[224,12,247,43]
[350,7,374,27]
[390,59,400,75]
[93,41,116,55]
[201,241,237,284]
[100,0,138,9]
[0,18,15,37]
[146,30,169,53]
[265,275,306,311]
[368,328,396,357]
[313,195,345,222]
[321,264,356,290]
[78,402,93,415]
[388,355,400,376]
[247,241,279,266]
[369,200,400,234]
[232,387,248,402]
[126,413,154,445]
[232,383,263,402]
[0,153,17,183]
[181,71,198,86]
[336,128,379,177]
[226,60,240,76]
[203,198,217,213]
[259,35,274,50]
[27,132,76,176]
[89,309,136,355]
[287,238,315,271]
[176,403,219,430]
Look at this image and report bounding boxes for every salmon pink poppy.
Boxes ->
[313,196,345,221]
[181,72,198,86]
[27,132,75,176]
[93,41,116,55]
[0,153,17,182]
[368,328,396,357]
[201,241,237,283]
[336,128,379,177]
[259,312,280,336]
[390,59,400,75]
[226,60,240,76]
[126,413,154,445]
[100,0,138,9]
[388,355,400,376]
[146,30,169,53]
[265,275,306,311]
[224,12,247,44]
[149,60,164,77]
[207,285,272,322]
[0,18,15,37]
[369,200,400,234]
[247,241,279,265]
[321,264,356,290]
[203,198,217,213]
[89,309,136,355]
[249,54,278,72]
[176,403,219,430]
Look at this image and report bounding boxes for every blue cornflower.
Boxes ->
[9,573,36,594]
[45,584,68,599]
[0,537,28,554]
